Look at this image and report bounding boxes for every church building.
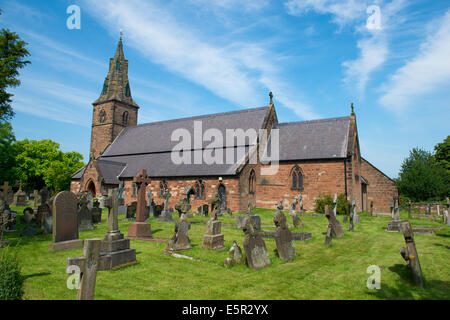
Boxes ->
[70,38,398,213]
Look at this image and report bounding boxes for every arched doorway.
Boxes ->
[87,181,96,196]
[218,184,226,211]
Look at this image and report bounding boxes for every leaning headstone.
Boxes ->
[400,221,424,287]
[386,199,402,232]
[325,223,332,247]
[48,191,83,252]
[67,238,102,300]
[164,214,192,253]
[236,204,261,231]
[224,240,244,267]
[242,215,270,270]
[202,210,225,251]
[325,211,344,238]
[175,198,191,218]
[273,209,295,262]
[128,169,152,239]
[78,196,94,232]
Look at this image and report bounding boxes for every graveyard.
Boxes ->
[1,199,449,300]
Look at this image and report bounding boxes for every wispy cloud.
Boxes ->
[380,10,450,110]
[83,0,319,120]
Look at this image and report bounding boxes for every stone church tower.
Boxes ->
[90,36,139,159]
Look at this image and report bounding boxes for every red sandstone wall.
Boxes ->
[256,160,346,211]
[360,158,398,213]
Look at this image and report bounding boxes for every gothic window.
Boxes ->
[99,110,106,123]
[122,111,129,125]
[159,180,167,198]
[195,180,205,200]
[249,169,256,195]
[115,58,120,70]
[125,82,130,97]
[291,166,303,191]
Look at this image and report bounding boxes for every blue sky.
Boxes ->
[1,0,449,178]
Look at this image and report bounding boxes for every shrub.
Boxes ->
[314,194,334,214]
[336,193,349,215]
[0,249,24,300]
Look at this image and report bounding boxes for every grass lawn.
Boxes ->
[2,204,450,300]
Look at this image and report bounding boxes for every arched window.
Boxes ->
[249,169,256,195]
[291,166,303,191]
[122,111,129,125]
[99,110,106,123]
[195,180,205,200]
[160,180,167,198]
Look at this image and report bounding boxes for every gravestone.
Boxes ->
[78,195,94,231]
[32,190,40,209]
[49,191,83,252]
[128,169,152,239]
[20,207,40,236]
[390,198,394,217]
[325,223,332,247]
[242,215,270,270]
[349,202,354,232]
[325,210,344,238]
[224,241,244,267]
[157,190,173,222]
[202,209,225,251]
[386,199,402,232]
[98,195,106,209]
[333,194,338,216]
[352,200,360,224]
[147,189,154,217]
[273,209,295,262]
[370,200,374,216]
[426,203,431,215]
[125,201,137,220]
[164,214,192,253]
[289,197,303,229]
[400,221,424,287]
[91,200,102,224]
[13,188,27,207]
[39,186,50,205]
[175,198,191,218]
[154,204,163,217]
[297,194,304,216]
[236,203,261,230]
[67,238,101,300]
[209,192,220,217]
[100,187,136,269]
[198,204,209,217]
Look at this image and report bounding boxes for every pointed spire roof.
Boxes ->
[93,35,139,108]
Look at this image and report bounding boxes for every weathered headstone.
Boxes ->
[49,191,83,252]
[39,186,50,205]
[67,238,102,300]
[128,169,152,239]
[78,195,94,232]
[333,194,337,217]
[91,200,102,224]
[13,187,27,207]
[349,202,354,232]
[325,223,332,247]
[325,210,344,238]
[202,209,225,251]
[400,221,424,287]
[273,209,295,262]
[297,194,304,216]
[370,200,374,216]
[175,198,191,218]
[352,200,360,224]
[147,189,154,217]
[164,214,192,253]
[224,240,244,267]
[386,198,402,232]
[20,207,40,236]
[426,203,431,215]
[242,215,270,270]
[198,204,209,217]
[236,203,261,230]
[125,201,137,220]
[157,190,173,222]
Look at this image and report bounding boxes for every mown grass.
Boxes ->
[2,204,449,300]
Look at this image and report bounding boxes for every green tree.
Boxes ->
[0,121,17,184]
[0,18,31,122]
[434,135,450,173]
[396,148,449,201]
[11,139,84,193]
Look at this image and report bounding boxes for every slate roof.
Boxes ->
[75,107,353,182]
[274,117,350,161]
[71,165,86,180]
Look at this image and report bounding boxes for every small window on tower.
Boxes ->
[122,111,129,125]
[125,82,130,97]
[102,81,108,95]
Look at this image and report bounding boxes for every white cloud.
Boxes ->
[83,0,319,120]
[189,0,269,12]
[380,10,450,110]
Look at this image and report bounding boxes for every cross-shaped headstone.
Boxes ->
[133,169,151,223]
[104,188,120,239]
[163,190,172,212]
[394,199,400,220]
[66,238,102,300]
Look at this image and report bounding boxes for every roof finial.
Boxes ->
[351,102,355,115]
[269,91,273,106]
[119,29,123,41]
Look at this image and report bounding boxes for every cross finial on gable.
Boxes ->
[351,102,355,115]
[269,91,273,105]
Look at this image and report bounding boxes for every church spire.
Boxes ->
[93,34,139,108]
